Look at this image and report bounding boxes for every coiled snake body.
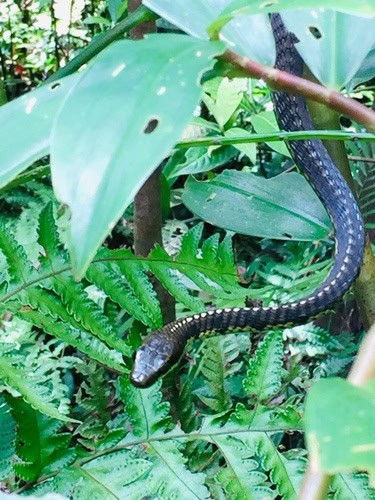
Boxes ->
[130,14,365,388]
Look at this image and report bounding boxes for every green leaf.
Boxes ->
[165,145,236,181]
[8,397,76,481]
[224,127,257,164]
[213,77,244,128]
[182,170,331,241]
[256,433,299,498]
[282,10,375,90]
[209,0,375,37]
[51,34,225,278]
[19,306,127,373]
[144,0,275,64]
[305,378,375,479]
[0,397,15,480]
[251,111,291,157]
[348,48,375,90]
[0,75,78,189]
[212,434,272,498]
[119,377,171,438]
[331,473,375,500]
[243,330,284,401]
[0,357,75,422]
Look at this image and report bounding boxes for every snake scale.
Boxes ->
[130,14,365,388]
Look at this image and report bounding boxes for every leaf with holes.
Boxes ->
[144,0,275,64]
[282,10,375,90]
[51,34,225,278]
[0,75,78,189]
[182,170,331,240]
[209,0,375,38]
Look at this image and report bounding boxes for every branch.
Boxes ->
[223,50,375,133]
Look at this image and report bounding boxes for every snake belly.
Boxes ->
[130,14,365,388]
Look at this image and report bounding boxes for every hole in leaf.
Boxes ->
[340,116,352,128]
[143,118,159,134]
[308,26,322,39]
[49,82,61,91]
[283,232,292,239]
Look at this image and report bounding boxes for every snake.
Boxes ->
[130,14,365,388]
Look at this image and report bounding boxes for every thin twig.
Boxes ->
[348,155,375,163]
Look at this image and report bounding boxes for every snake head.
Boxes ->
[130,333,182,388]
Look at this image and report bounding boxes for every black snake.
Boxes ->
[130,14,365,388]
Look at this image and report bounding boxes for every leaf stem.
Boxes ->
[46,6,158,83]
[175,131,374,149]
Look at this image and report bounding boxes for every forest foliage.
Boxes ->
[0,0,374,498]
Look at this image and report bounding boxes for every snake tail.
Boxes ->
[130,14,365,388]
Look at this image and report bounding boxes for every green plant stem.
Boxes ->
[46,6,157,83]
[176,130,374,149]
[0,77,7,106]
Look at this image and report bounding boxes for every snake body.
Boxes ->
[130,14,365,388]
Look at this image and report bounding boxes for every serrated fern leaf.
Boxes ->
[176,378,198,433]
[148,247,204,312]
[0,356,73,422]
[86,260,158,327]
[119,377,171,438]
[0,396,15,480]
[37,203,60,260]
[243,330,284,401]
[18,309,126,373]
[255,432,298,499]
[47,275,129,355]
[196,336,241,412]
[74,362,112,440]
[212,434,273,499]
[0,220,32,285]
[331,472,375,500]
[147,440,210,499]
[8,396,76,481]
[114,256,163,328]
[148,223,247,300]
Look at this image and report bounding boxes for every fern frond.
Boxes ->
[87,260,160,328]
[243,330,284,401]
[0,355,73,422]
[176,378,198,433]
[0,220,32,285]
[212,434,273,499]
[331,472,375,499]
[196,335,243,412]
[46,275,129,355]
[74,362,112,440]
[147,440,210,499]
[119,377,171,438]
[255,432,299,498]
[8,397,76,481]
[0,396,15,480]
[18,309,126,373]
